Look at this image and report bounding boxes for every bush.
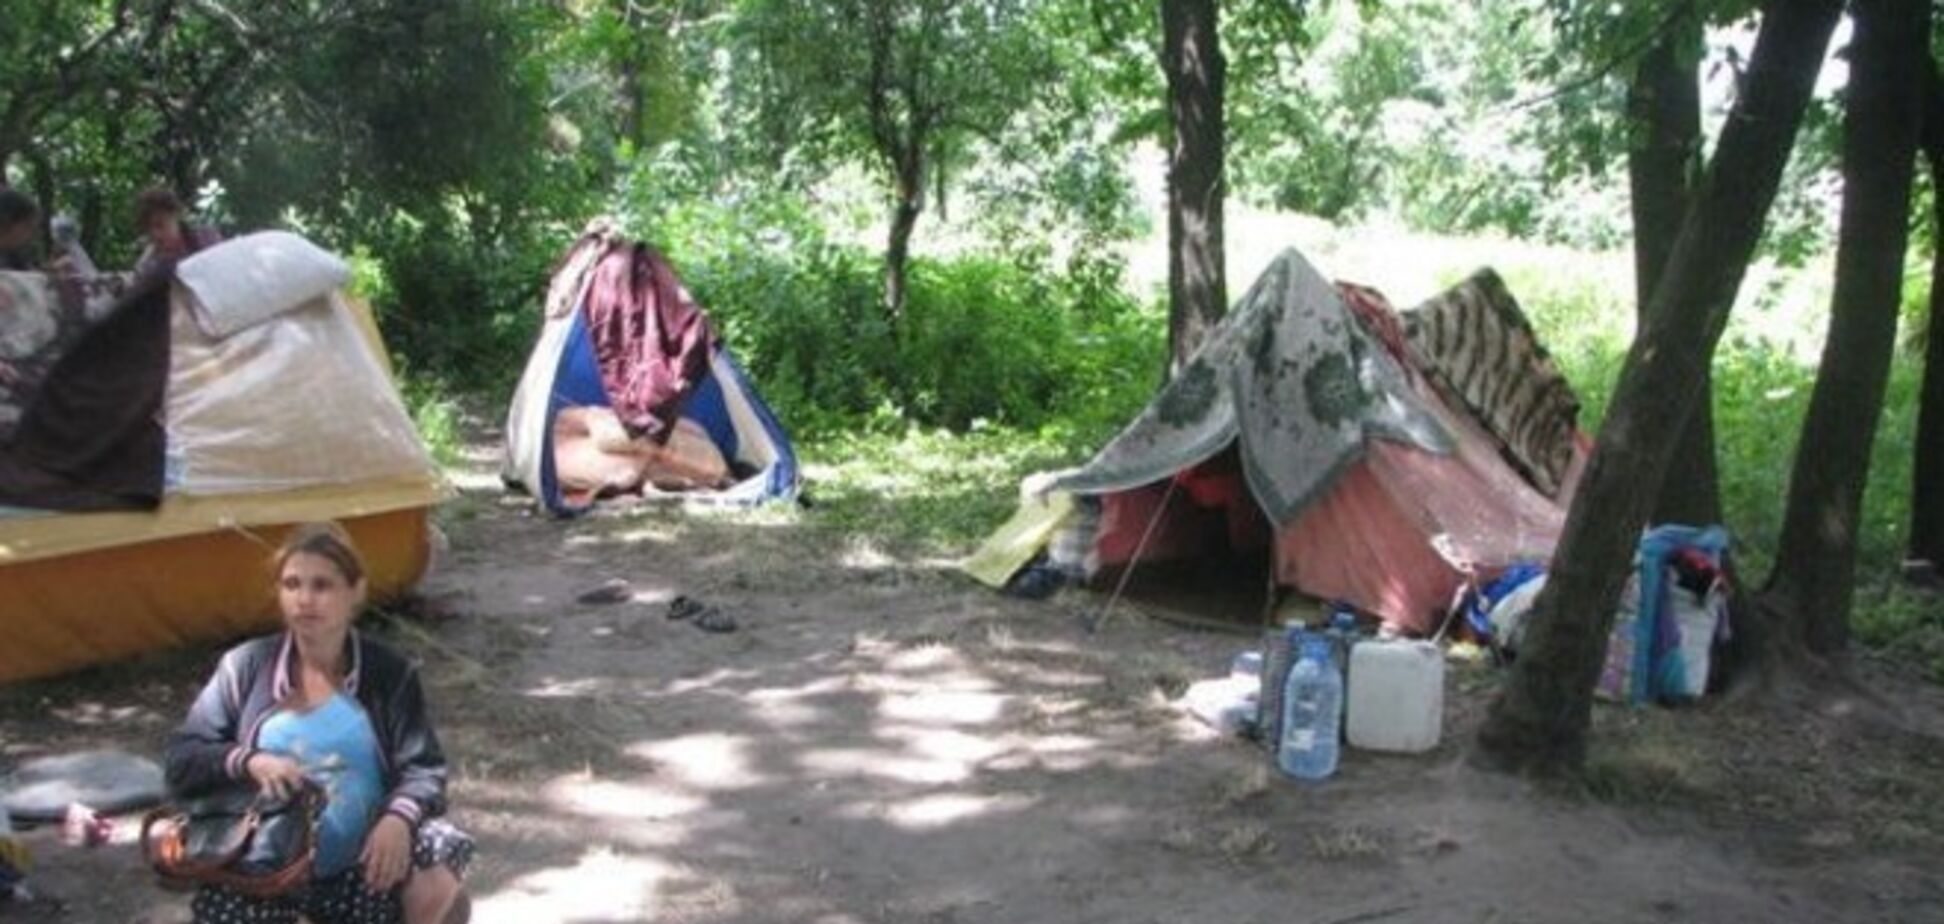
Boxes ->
[897,253,1160,432]
[606,184,1161,440]
[363,220,560,399]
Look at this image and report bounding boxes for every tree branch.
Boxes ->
[1505,0,1697,113]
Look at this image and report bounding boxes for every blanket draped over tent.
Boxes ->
[0,272,136,439]
[579,236,716,442]
[1403,269,1580,497]
[0,272,171,511]
[1047,248,1453,524]
[970,247,1588,635]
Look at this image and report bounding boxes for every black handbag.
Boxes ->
[141,781,325,898]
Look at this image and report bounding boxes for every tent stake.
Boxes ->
[1089,478,1180,634]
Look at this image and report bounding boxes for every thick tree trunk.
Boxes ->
[1628,23,1720,527]
[1475,0,1842,775]
[1911,76,1944,576]
[1760,0,1927,654]
[884,157,923,323]
[1159,0,1227,371]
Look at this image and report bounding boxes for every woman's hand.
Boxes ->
[244,753,307,800]
[360,814,413,894]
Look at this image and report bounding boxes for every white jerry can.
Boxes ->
[1345,639,1445,753]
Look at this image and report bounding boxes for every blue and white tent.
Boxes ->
[502,242,798,515]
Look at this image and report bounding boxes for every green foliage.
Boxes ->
[731,0,1057,192]
[896,253,1161,432]
[1225,0,1633,248]
[363,220,559,399]
[398,375,466,469]
[608,183,1160,439]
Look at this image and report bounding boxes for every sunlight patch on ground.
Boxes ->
[544,776,707,822]
[839,540,895,570]
[522,677,607,698]
[657,667,766,696]
[880,643,967,673]
[877,690,1008,726]
[843,792,1038,831]
[603,524,682,545]
[474,847,679,924]
[798,725,1007,786]
[444,470,502,492]
[798,749,970,785]
[983,732,1116,774]
[743,677,848,729]
[629,732,765,790]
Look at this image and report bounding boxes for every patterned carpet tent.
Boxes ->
[503,226,798,514]
[965,248,1589,636]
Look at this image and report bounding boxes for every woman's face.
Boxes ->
[0,219,33,251]
[278,552,362,642]
[144,213,184,253]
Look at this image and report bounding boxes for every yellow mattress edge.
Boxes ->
[0,476,451,565]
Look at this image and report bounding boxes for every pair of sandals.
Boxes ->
[667,595,737,633]
[574,580,737,633]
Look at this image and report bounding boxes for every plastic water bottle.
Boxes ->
[1278,636,1343,781]
[1258,625,1306,752]
[1326,605,1359,673]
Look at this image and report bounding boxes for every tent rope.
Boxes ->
[1088,478,1179,635]
[217,517,277,551]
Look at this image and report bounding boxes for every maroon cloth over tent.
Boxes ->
[582,243,716,443]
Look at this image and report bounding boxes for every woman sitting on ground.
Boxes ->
[164,522,472,924]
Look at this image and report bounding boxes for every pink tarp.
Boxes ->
[1092,376,1586,636]
[1275,387,1588,634]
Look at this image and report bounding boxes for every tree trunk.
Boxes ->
[1476,0,1843,775]
[613,0,647,149]
[1628,21,1720,527]
[884,155,923,323]
[1159,0,1227,371]
[1760,0,1927,654]
[1911,74,1944,576]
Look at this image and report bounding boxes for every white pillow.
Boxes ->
[176,230,352,338]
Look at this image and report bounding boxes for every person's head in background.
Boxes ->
[134,187,188,258]
[0,187,40,256]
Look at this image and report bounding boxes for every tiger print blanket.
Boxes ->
[1402,269,1581,497]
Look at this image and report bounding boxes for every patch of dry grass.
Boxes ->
[1583,694,1944,859]
[1306,825,1387,862]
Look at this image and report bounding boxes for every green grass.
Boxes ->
[400,374,466,469]
[798,422,1108,559]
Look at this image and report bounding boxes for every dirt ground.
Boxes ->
[5,437,1944,924]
